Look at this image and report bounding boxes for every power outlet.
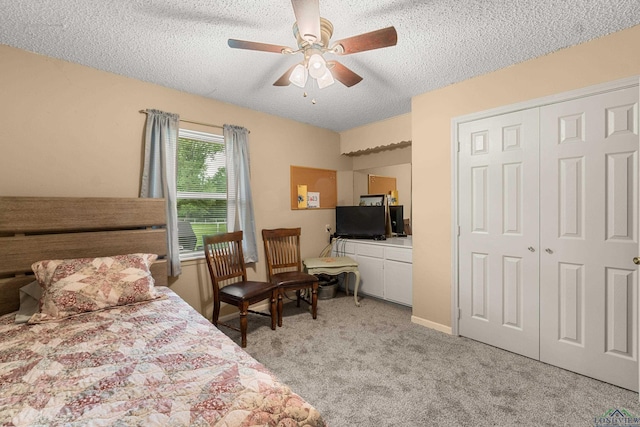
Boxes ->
[325,224,331,233]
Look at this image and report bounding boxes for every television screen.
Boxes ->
[389,205,404,235]
[335,206,386,239]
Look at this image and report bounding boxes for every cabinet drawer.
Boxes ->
[333,240,356,255]
[385,247,412,263]
[356,243,384,258]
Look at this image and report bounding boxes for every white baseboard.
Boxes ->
[411,315,452,335]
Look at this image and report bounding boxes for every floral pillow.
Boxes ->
[29,253,159,323]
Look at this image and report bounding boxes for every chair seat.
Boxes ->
[221,281,278,300]
[271,271,317,288]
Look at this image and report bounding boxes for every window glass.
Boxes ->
[177,129,226,258]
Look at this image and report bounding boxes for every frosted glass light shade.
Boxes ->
[316,69,335,89]
[308,53,327,79]
[289,64,308,88]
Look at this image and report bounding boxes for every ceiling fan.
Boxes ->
[227,0,397,89]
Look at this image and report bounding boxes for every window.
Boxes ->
[176,129,226,258]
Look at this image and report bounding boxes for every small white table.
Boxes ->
[303,256,361,306]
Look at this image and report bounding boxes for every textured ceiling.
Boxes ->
[2,0,640,132]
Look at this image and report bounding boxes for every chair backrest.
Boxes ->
[203,231,247,292]
[262,228,303,281]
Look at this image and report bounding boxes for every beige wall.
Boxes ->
[0,44,352,318]
[350,145,411,170]
[339,113,411,154]
[411,24,640,332]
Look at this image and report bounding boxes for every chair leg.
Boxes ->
[239,302,249,348]
[296,289,301,307]
[213,300,221,326]
[311,283,318,320]
[277,290,284,327]
[270,292,277,330]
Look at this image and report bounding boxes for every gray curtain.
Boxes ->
[224,124,258,263]
[140,109,181,276]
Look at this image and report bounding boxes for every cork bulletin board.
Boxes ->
[290,166,337,210]
[368,174,397,196]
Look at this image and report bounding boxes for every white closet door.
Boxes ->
[539,87,639,391]
[458,109,540,359]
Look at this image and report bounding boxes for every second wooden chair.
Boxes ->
[262,227,319,327]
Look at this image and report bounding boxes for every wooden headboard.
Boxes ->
[0,197,168,316]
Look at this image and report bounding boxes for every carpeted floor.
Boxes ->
[223,291,640,426]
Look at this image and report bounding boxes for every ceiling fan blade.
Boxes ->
[291,0,321,43]
[228,39,291,54]
[273,64,297,86]
[332,26,398,55]
[327,61,363,87]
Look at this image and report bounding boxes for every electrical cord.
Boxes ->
[332,237,347,257]
[319,243,332,257]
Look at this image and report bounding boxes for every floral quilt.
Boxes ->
[0,287,326,426]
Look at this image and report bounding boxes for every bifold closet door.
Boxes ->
[539,86,639,391]
[458,108,540,359]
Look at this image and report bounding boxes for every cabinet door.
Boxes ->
[356,254,384,299]
[384,259,412,306]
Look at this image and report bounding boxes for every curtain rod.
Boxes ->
[139,109,250,133]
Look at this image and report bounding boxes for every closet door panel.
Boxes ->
[539,86,639,391]
[458,108,540,359]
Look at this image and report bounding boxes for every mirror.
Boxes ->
[353,164,411,220]
[347,144,411,220]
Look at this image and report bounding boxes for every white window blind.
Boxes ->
[176,129,226,258]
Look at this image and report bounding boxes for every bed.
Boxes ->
[0,196,326,426]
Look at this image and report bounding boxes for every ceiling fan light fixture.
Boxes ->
[308,53,327,79]
[316,69,335,89]
[230,3,398,91]
[289,63,308,88]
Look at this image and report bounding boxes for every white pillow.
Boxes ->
[15,281,42,324]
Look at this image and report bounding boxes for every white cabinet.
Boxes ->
[332,237,412,306]
[383,247,413,306]
[355,254,385,299]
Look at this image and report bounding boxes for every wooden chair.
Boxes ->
[262,228,319,327]
[203,231,277,348]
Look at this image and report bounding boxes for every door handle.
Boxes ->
[528,247,535,252]
[634,257,640,265]
[545,248,553,254]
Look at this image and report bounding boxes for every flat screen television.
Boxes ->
[389,205,404,235]
[335,206,386,239]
